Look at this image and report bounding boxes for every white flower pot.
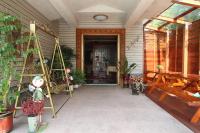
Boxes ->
[73,84,79,89]
[69,85,74,91]
[28,116,38,133]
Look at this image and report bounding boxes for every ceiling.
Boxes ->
[26,0,172,27]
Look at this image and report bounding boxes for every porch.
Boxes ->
[13,86,191,133]
[1,0,200,132]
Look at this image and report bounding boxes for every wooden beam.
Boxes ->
[172,0,200,8]
[145,26,166,32]
[158,22,170,30]
[182,23,189,77]
[155,16,191,24]
[143,20,152,27]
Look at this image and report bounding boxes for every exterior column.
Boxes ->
[165,30,170,73]
[183,23,189,77]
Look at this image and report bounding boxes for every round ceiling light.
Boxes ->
[93,14,108,21]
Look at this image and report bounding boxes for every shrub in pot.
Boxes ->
[71,69,86,88]
[22,76,45,133]
[119,57,137,88]
[0,13,32,132]
[22,99,44,133]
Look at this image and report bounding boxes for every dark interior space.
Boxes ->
[84,35,118,84]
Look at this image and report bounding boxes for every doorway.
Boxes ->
[84,35,118,84]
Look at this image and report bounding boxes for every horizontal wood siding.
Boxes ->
[126,25,144,74]
[0,0,56,85]
[0,0,56,59]
[59,21,145,73]
[58,19,76,68]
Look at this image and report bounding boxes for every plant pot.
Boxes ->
[131,83,140,95]
[69,85,74,91]
[0,112,13,133]
[123,75,130,88]
[73,84,79,89]
[28,115,38,133]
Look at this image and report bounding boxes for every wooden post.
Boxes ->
[166,30,170,73]
[183,23,189,77]
[175,27,178,72]
[154,32,156,72]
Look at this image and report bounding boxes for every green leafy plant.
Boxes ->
[118,57,137,88]
[0,12,34,113]
[61,46,75,68]
[71,69,86,85]
[52,46,75,82]
[53,46,75,69]
[119,57,137,76]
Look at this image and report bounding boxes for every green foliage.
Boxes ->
[120,57,137,76]
[0,12,32,113]
[52,46,75,82]
[61,46,75,68]
[53,46,75,68]
[53,46,75,69]
[71,69,86,85]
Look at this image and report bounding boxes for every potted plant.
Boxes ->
[0,12,31,132]
[22,99,44,133]
[119,57,137,88]
[71,69,86,88]
[22,76,45,133]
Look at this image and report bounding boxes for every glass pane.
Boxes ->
[180,8,200,22]
[161,3,192,18]
[163,23,180,30]
[147,19,166,28]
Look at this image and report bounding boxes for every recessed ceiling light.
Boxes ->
[93,14,108,21]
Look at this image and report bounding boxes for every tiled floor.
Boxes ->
[12,85,192,133]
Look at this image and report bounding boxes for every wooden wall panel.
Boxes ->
[144,31,166,73]
[144,19,200,75]
[157,32,167,70]
[188,20,200,74]
[169,30,176,72]
[176,27,184,72]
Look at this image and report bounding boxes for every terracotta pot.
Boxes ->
[0,112,13,133]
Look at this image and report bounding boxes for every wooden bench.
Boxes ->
[143,71,159,84]
[146,72,200,123]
